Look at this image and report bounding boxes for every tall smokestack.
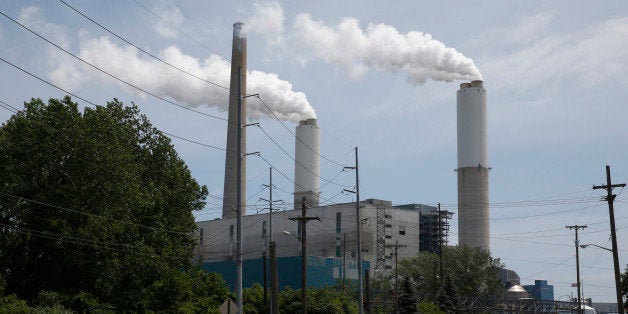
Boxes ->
[456,80,489,250]
[222,22,247,219]
[294,118,320,209]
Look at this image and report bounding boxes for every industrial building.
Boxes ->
[194,199,452,288]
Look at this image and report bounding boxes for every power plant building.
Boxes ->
[195,199,452,288]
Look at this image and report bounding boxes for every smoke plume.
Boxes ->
[293,14,482,84]
[67,37,315,122]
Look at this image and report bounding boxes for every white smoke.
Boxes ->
[63,36,315,122]
[243,1,284,45]
[293,14,482,84]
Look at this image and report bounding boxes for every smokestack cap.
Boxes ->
[299,118,318,126]
[460,83,471,89]
[470,80,483,87]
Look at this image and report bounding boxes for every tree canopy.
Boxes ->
[0,97,220,311]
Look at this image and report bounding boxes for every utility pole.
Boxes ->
[344,147,364,314]
[394,241,406,314]
[262,250,267,313]
[270,241,279,314]
[289,197,320,314]
[364,269,371,314]
[437,202,443,282]
[566,225,587,314]
[592,165,625,314]
[343,233,347,288]
[260,167,282,314]
[235,66,243,314]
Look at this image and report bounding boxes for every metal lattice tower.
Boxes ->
[375,205,386,271]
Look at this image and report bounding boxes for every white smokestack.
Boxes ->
[294,14,482,84]
[456,80,489,251]
[294,118,320,209]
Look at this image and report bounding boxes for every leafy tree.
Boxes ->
[398,276,417,313]
[417,301,445,314]
[243,283,266,314]
[279,286,358,314]
[436,275,459,314]
[0,97,209,310]
[397,246,503,301]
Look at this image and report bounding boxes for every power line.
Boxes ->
[131,0,229,61]
[58,0,231,91]
[0,11,229,122]
[0,191,189,236]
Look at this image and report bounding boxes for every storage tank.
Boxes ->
[294,119,320,209]
[457,80,490,251]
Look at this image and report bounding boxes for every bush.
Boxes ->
[0,294,33,313]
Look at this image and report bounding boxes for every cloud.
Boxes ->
[244,1,284,45]
[18,6,83,90]
[483,17,628,90]
[292,13,482,84]
[151,2,184,38]
[50,36,314,122]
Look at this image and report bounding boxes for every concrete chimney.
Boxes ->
[456,80,490,250]
[222,22,247,219]
[294,118,320,209]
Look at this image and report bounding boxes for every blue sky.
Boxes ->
[1,0,627,303]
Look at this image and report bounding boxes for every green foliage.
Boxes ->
[417,301,445,314]
[398,276,417,313]
[397,246,503,301]
[436,275,459,314]
[243,283,266,314]
[0,97,210,311]
[279,286,358,314]
[0,294,33,313]
[0,274,5,297]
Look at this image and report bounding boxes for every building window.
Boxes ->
[384,224,392,228]
[384,214,392,219]
[385,235,392,239]
[399,226,405,235]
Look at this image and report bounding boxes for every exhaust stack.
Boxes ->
[456,80,490,250]
[294,119,320,209]
[222,22,247,219]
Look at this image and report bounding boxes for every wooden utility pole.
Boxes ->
[269,241,279,314]
[593,165,625,314]
[289,197,320,314]
[566,225,587,314]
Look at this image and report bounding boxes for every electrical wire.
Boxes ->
[131,0,230,61]
[57,0,231,91]
[0,11,230,122]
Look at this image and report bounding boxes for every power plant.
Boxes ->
[293,118,321,209]
[456,80,490,250]
[222,22,247,219]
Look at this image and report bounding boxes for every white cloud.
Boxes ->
[151,2,183,38]
[50,36,315,122]
[483,17,628,90]
[508,13,554,43]
[244,1,284,45]
[292,14,482,84]
[18,6,83,90]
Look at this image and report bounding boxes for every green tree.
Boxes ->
[279,286,358,314]
[436,275,459,314]
[243,283,266,314]
[397,246,503,301]
[0,97,209,311]
[398,276,417,313]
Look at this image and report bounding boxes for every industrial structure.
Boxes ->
[456,80,490,250]
[222,22,247,219]
[195,199,452,288]
[293,119,320,209]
